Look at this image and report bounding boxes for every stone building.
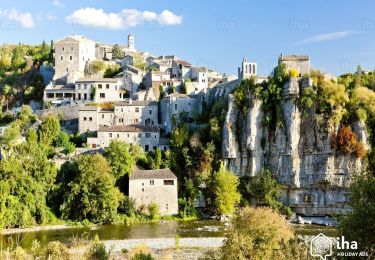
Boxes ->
[160,93,198,133]
[128,168,178,215]
[53,35,96,84]
[238,57,257,81]
[75,78,127,103]
[278,54,310,76]
[87,124,160,151]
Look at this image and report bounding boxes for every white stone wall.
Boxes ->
[114,104,158,126]
[75,79,126,103]
[78,109,99,133]
[96,130,159,150]
[129,178,178,215]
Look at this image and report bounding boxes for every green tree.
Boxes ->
[3,84,12,111]
[61,154,123,223]
[239,169,282,210]
[104,140,134,179]
[213,163,241,215]
[38,114,60,146]
[112,44,124,59]
[0,142,57,228]
[339,172,375,257]
[11,45,26,70]
[16,105,37,129]
[1,122,20,148]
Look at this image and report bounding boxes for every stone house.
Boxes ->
[53,35,96,84]
[278,54,310,76]
[87,125,160,151]
[75,78,127,103]
[171,60,192,79]
[160,92,198,133]
[128,168,178,216]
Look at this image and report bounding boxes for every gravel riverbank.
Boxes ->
[104,237,225,251]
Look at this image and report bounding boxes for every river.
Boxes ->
[0,220,338,249]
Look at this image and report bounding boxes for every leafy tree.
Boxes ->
[3,84,12,110]
[11,45,26,70]
[112,44,124,59]
[38,114,60,146]
[220,207,298,260]
[16,105,37,129]
[318,81,349,124]
[339,172,375,257]
[148,202,159,220]
[239,169,282,210]
[104,140,134,179]
[26,128,38,144]
[1,122,21,148]
[213,163,241,215]
[0,142,57,228]
[61,154,123,223]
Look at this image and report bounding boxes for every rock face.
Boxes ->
[221,77,368,216]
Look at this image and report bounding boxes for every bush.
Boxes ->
[332,126,367,159]
[148,202,159,220]
[86,236,110,260]
[118,196,137,216]
[289,68,299,78]
[43,241,69,260]
[127,245,154,260]
[220,207,295,259]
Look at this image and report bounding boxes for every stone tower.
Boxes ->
[128,33,135,50]
[238,57,257,80]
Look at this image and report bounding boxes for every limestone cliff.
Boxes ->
[221,77,369,216]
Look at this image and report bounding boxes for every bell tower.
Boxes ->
[128,33,135,50]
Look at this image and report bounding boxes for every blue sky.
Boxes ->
[1,0,375,76]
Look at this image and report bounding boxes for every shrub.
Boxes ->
[289,68,299,78]
[86,236,110,260]
[127,245,154,260]
[43,241,69,260]
[118,196,137,216]
[220,207,295,259]
[148,202,159,220]
[332,126,367,159]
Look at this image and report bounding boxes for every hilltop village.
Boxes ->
[0,33,374,229]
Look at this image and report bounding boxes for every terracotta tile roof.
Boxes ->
[99,124,159,133]
[175,60,191,66]
[130,168,177,180]
[76,78,119,83]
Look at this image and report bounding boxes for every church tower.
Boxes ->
[128,33,135,50]
[238,57,257,80]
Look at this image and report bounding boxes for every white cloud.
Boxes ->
[47,14,58,21]
[52,0,64,8]
[65,7,182,30]
[0,9,35,28]
[296,31,357,45]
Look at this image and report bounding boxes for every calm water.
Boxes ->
[0,220,338,249]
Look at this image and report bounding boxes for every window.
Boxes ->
[47,93,54,98]
[145,145,149,152]
[102,114,104,119]
[98,84,102,89]
[175,104,177,110]
[71,47,73,51]
[119,93,122,98]
[109,133,112,138]
[150,180,154,185]
[164,180,174,185]
[84,84,87,89]
[62,47,64,51]
[135,107,139,112]
[83,117,87,121]
[106,84,109,89]
[70,56,72,61]
[89,117,92,121]
[78,93,81,100]
[117,134,119,138]
[149,109,152,115]
[84,93,87,100]
[60,56,63,60]
[145,133,151,138]
[134,118,139,123]
[100,93,105,98]
[138,133,142,138]
[67,68,69,72]
[142,188,144,192]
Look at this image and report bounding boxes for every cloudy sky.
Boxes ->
[1,0,375,75]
